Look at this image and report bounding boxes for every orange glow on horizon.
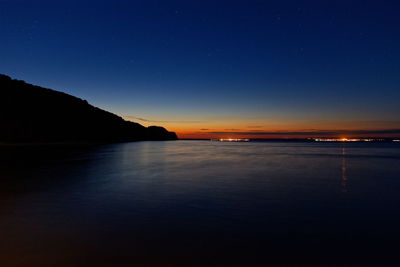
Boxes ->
[122,116,400,140]
[171,129,399,140]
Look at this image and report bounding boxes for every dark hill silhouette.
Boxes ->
[0,74,177,142]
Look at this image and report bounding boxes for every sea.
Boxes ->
[1,140,400,266]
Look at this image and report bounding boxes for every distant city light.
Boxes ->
[216,138,250,142]
[312,138,386,142]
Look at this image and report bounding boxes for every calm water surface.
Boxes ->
[1,141,400,266]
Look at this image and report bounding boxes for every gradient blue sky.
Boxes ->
[1,0,400,138]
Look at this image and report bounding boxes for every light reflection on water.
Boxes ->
[341,147,348,193]
[0,141,400,265]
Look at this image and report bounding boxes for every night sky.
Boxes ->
[1,0,400,138]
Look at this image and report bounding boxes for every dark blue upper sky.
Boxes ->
[1,0,400,137]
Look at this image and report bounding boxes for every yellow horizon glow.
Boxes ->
[122,115,400,139]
